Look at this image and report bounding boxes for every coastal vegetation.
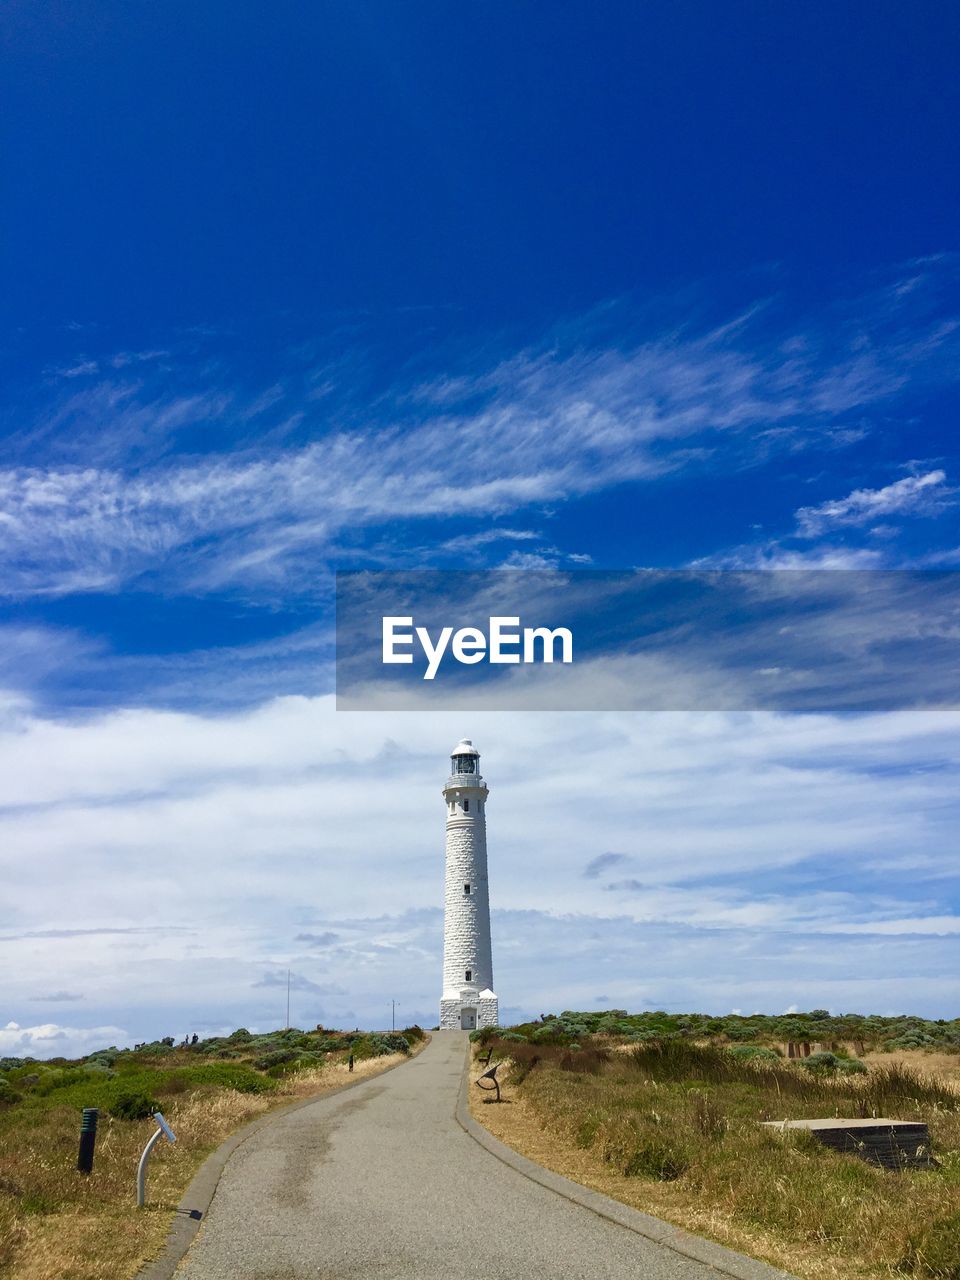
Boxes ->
[471,1013,960,1279]
[0,1023,425,1280]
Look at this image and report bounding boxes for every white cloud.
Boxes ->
[795,470,952,538]
[695,544,888,570]
[0,1021,130,1059]
[440,529,541,554]
[1,695,958,1047]
[3,269,958,598]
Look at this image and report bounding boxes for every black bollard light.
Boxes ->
[348,1054,354,1072]
[77,1107,99,1174]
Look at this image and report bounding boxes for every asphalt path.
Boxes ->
[175,1031,792,1280]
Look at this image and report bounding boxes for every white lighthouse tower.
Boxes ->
[440,739,499,1031]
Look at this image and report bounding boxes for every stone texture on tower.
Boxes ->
[440,739,499,1031]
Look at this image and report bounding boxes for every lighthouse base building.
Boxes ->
[440,740,499,1031]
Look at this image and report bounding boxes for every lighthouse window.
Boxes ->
[465,969,472,982]
[464,883,471,894]
[462,799,469,812]
[453,755,476,774]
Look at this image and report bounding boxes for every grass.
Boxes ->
[471,1035,960,1280]
[0,1025,427,1280]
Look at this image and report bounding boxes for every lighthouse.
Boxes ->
[440,739,499,1031]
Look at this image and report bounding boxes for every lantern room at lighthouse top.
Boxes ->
[445,739,488,791]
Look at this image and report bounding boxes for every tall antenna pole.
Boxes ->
[286,969,291,1029]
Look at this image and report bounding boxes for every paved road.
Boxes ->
[176,1032,771,1279]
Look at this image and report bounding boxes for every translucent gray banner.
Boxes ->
[336,570,960,712]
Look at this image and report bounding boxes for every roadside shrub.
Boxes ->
[254,1048,299,1071]
[349,1033,409,1059]
[0,1077,20,1106]
[381,1034,410,1054]
[901,1212,960,1277]
[470,1025,501,1045]
[801,1052,842,1073]
[623,1136,690,1181]
[400,1025,426,1043]
[81,1061,114,1076]
[836,1057,868,1075]
[728,1045,781,1062]
[110,1089,160,1120]
[266,1054,322,1078]
[31,1068,89,1096]
[173,1063,276,1094]
[84,1049,119,1068]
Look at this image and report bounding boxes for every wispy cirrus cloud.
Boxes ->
[1,264,958,599]
[701,466,955,570]
[795,469,953,538]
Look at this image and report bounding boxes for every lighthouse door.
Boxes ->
[460,1008,477,1030]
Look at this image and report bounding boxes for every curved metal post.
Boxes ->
[136,1126,163,1207]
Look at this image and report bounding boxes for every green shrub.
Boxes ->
[84,1049,119,1068]
[470,1025,501,1045]
[265,1054,322,1078]
[348,1033,408,1060]
[110,1090,160,1120]
[728,1045,781,1061]
[801,1052,841,1073]
[171,1063,276,1094]
[31,1067,89,1096]
[623,1137,690,1181]
[254,1048,299,1071]
[0,1076,20,1106]
[901,1212,960,1277]
[836,1057,868,1075]
[81,1061,115,1076]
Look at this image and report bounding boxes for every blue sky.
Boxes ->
[2,4,960,1056]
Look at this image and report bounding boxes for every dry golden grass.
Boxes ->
[469,1046,960,1280]
[0,1047,421,1280]
[863,1052,960,1089]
